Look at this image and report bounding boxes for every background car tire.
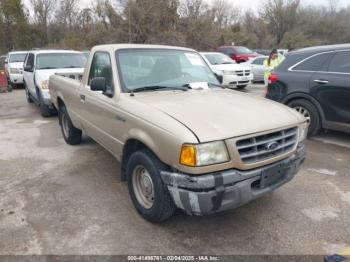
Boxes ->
[7,82,13,92]
[127,149,176,223]
[288,99,321,137]
[59,105,82,145]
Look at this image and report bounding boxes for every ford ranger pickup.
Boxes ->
[49,44,308,222]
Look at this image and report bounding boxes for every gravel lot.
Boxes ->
[0,86,349,255]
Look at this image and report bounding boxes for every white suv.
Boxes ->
[5,51,27,88]
[201,52,253,89]
[23,50,86,117]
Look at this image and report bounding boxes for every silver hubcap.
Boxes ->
[294,106,311,123]
[62,113,70,138]
[132,165,154,209]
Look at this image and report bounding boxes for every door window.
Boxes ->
[328,51,350,73]
[25,53,34,70]
[293,52,332,72]
[252,57,265,65]
[88,52,113,93]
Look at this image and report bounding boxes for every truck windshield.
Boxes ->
[36,53,86,70]
[9,53,27,63]
[204,53,235,65]
[116,49,220,92]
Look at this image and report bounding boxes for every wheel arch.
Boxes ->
[121,137,169,182]
[282,92,326,126]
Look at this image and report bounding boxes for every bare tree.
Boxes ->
[30,0,56,45]
[261,0,300,45]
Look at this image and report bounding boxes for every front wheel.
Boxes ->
[127,149,176,223]
[59,105,82,145]
[288,99,321,137]
[25,83,33,103]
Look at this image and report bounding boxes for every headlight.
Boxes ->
[10,68,21,74]
[222,70,236,75]
[40,80,49,90]
[298,122,309,142]
[180,141,230,167]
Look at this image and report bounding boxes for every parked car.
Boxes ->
[254,49,271,56]
[0,56,8,92]
[217,46,258,63]
[49,44,307,222]
[244,56,268,82]
[23,49,86,117]
[5,51,27,88]
[266,44,350,136]
[278,49,288,56]
[201,52,253,89]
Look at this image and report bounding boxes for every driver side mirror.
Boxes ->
[215,73,223,84]
[24,65,33,72]
[91,77,106,92]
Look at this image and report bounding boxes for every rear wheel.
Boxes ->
[59,105,82,145]
[127,149,176,223]
[288,99,321,137]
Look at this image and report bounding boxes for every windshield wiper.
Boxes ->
[208,82,225,89]
[38,67,58,70]
[129,85,189,93]
[63,66,81,68]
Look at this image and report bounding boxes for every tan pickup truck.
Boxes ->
[49,44,308,222]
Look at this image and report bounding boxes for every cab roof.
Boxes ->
[92,44,196,52]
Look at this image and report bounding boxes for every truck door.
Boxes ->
[79,51,123,155]
[23,53,36,98]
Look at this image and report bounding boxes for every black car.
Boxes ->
[266,44,350,136]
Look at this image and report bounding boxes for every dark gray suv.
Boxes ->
[266,44,350,136]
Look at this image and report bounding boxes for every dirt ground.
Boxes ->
[0,87,349,255]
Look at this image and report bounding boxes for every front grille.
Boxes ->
[236,127,298,164]
[235,70,251,76]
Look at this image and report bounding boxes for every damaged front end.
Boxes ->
[161,144,305,216]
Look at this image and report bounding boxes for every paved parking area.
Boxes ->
[0,87,349,255]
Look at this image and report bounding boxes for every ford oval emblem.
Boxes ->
[266,141,279,151]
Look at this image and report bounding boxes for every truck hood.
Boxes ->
[133,89,303,142]
[36,68,84,85]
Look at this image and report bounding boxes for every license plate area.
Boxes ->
[260,164,284,189]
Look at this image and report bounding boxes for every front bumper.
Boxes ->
[9,74,24,84]
[161,144,305,216]
[223,74,253,88]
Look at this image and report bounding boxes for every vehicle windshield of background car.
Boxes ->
[236,47,254,55]
[116,49,220,92]
[36,53,87,70]
[9,53,27,63]
[205,53,235,65]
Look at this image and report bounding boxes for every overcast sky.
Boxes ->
[23,0,350,13]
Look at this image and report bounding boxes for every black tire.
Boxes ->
[59,105,82,145]
[24,83,33,103]
[127,149,176,223]
[288,99,321,137]
[37,89,51,117]
[7,82,13,92]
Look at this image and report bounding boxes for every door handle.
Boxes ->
[314,79,329,84]
[80,94,85,103]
